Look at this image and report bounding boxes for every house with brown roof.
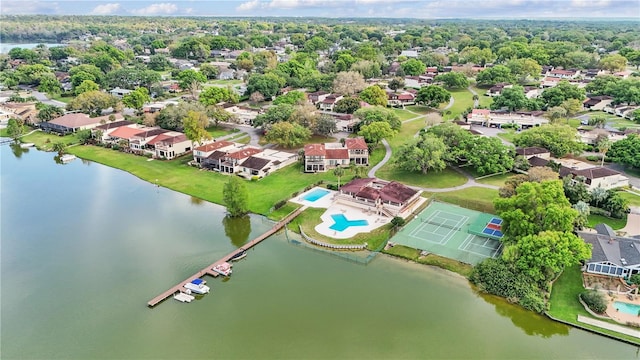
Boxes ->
[307,91,329,104]
[106,125,147,144]
[303,138,369,172]
[549,69,580,79]
[467,109,548,129]
[515,147,551,160]
[128,128,169,152]
[583,96,613,111]
[0,102,38,125]
[318,94,344,111]
[41,113,124,135]
[238,149,298,179]
[559,166,629,191]
[387,92,416,107]
[336,178,422,218]
[92,120,136,141]
[192,140,236,165]
[146,132,192,159]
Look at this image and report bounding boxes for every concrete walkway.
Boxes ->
[467,86,479,108]
[367,139,391,178]
[577,315,640,338]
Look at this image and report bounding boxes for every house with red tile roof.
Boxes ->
[388,92,416,107]
[303,137,369,172]
[192,140,237,165]
[336,178,422,218]
[92,120,136,141]
[146,132,192,159]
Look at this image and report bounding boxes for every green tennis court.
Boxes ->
[392,201,503,265]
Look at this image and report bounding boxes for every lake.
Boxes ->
[0,43,64,54]
[1,143,638,359]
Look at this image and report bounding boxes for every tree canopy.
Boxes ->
[394,133,447,174]
[223,176,249,217]
[416,85,451,108]
[264,121,311,148]
[513,124,583,157]
[359,85,388,106]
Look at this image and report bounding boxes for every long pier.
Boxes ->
[147,207,305,307]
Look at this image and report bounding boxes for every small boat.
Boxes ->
[60,154,77,163]
[173,289,195,303]
[230,249,247,262]
[212,262,233,277]
[183,278,210,294]
[20,143,35,149]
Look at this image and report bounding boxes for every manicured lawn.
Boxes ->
[404,105,432,115]
[384,245,473,278]
[618,191,640,207]
[205,79,243,86]
[498,129,517,143]
[474,172,514,187]
[388,118,427,148]
[548,265,640,345]
[267,202,301,221]
[0,128,9,137]
[288,207,391,250]
[423,187,499,213]
[21,130,82,151]
[587,214,627,230]
[207,125,237,139]
[368,146,386,167]
[50,94,73,103]
[67,145,346,215]
[376,166,467,189]
[392,108,420,122]
[442,89,474,121]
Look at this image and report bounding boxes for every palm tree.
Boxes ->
[596,136,612,167]
[333,166,345,188]
[52,142,67,156]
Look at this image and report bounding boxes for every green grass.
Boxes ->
[288,207,391,250]
[474,172,514,187]
[469,86,493,108]
[384,245,473,278]
[21,130,83,151]
[0,128,9,137]
[580,111,640,130]
[497,129,517,143]
[442,89,474,121]
[423,187,499,213]
[267,202,301,221]
[392,108,420,122]
[206,125,237,139]
[618,191,640,207]
[387,119,428,148]
[548,265,640,345]
[404,105,432,115]
[67,145,348,215]
[50,94,73,103]
[377,166,467,189]
[205,79,243,86]
[587,214,628,230]
[368,146,386,167]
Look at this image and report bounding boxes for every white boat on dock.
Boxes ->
[60,154,77,163]
[183,278,210,294]
[212,262,233,277]
[173,290,195,303]
[20,143,35,149]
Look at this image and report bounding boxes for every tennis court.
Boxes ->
[392,201,503,265]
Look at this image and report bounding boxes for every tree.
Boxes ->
[476,65,515,86]
[459,46,495,66]
[585,75,621,96]
[155,102,207,131]
[388,77,405,91]
[37,73,61,95]
[494,180,578,244]
[69,64,104,88]
[314,115,337,136]
[513,124,583,157]
[176,69,207,93]
[52,142,67,156]
[505,231,591,284]
[358,121,396,145]
[546,106,567,123]
[350,60,382,79]
[506,58,542,82]
[264,122,311,148]
[199,86,237,106]
[394,133,447,174]
[416,85,451,108]
[6,118,24,142]
[434,72,469,89]
[122,87,151,113]
[198,63,220,80]
[67,91,119,116]
[290,103,319,129]
[253,104,295,128]
[147,55,172,71]
[74,79,99,95]
[246,73,286,99]
[182,110,211,145]
[273,90,306,106]
[603,134,640,168]
[401,58,426,76]
[333,166,345,188]
[334,97,361,114]
[105,67,160,91]
[207,105,237,126]
[562,176,591,205]
[359,85,387,106]
[560,98,582,117]
[490,86,528,112]
[540,81,585,108]
[354,106,401,131]
[596,136,612,167]
[332,71,366,95]
[249,91,265,105]
[36,103,64,122]
[599,54,628,72]
[223,176,249,217]
[465,137,515,176]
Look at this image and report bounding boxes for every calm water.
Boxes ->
[1,143,638,359]
[0,43,64,54]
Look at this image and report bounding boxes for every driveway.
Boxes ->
[471,125,513,145]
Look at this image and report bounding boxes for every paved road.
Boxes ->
[31,90,66,108]
[367,139,391,178]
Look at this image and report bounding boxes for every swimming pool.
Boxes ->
[329,214,369,232]
[303,188,330,202]
[614,301,640,315]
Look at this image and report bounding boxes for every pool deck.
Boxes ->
[291,187,336,208]
[315,205,390,239]
[606,293,640,326]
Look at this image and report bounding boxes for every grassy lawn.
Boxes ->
[387,119,428,148]
[469,86,493,108]
[383,245,473,278]
[618,191,640,207]
[442,89,474,121]
[587,214,628,230]
[21,130,82,151]
[548,265,640,345]
[377,166,467,189]
[0,128,9,137]
[423,187,499,213]
[474,172,514,187]
[50,94,73,103]
[498,129,517,143]
[392,108,420,122]
[206,125,237,139]
[580,111,640,130]
[67,145,348,215]
[368,146,386,167]
[404,105,432,115]
[205,79,243,86]
[288,207,391,250]
[267,202,301,221]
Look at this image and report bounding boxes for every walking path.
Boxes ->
[468,86,479,108]
[577,315,640,338]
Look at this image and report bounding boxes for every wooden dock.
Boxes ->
[147,207,304,307]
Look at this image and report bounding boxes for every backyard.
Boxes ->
[422,187,499,214]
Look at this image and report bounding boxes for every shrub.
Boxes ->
[580,290,608,314]
[629,274,640,286]
[291,191,299,197]
[273,200,287,210]
[586,155,600,162]
[251,176,260,181]
[390,216,405,228]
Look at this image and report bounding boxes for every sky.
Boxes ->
[1,0,638,19]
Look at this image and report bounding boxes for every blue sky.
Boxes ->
[1,0,638,18]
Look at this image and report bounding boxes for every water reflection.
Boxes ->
[222,215,251,248]
[475,289,569,338]
[190,196,204,206]
[9,143,28,158]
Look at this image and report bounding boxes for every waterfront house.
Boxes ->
[303,138,369,172]
[92,120,135,141]
[41,113,124,135]
[192,141,236,165]
[336,178,422,218]
[580,225,640,278]
[146,132,192,160]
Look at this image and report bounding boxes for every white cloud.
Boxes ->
[571,0,611,7]
[130,3,178,15]
[91,3,120,15]
[1,0,60,14]
[237,0,261,11]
